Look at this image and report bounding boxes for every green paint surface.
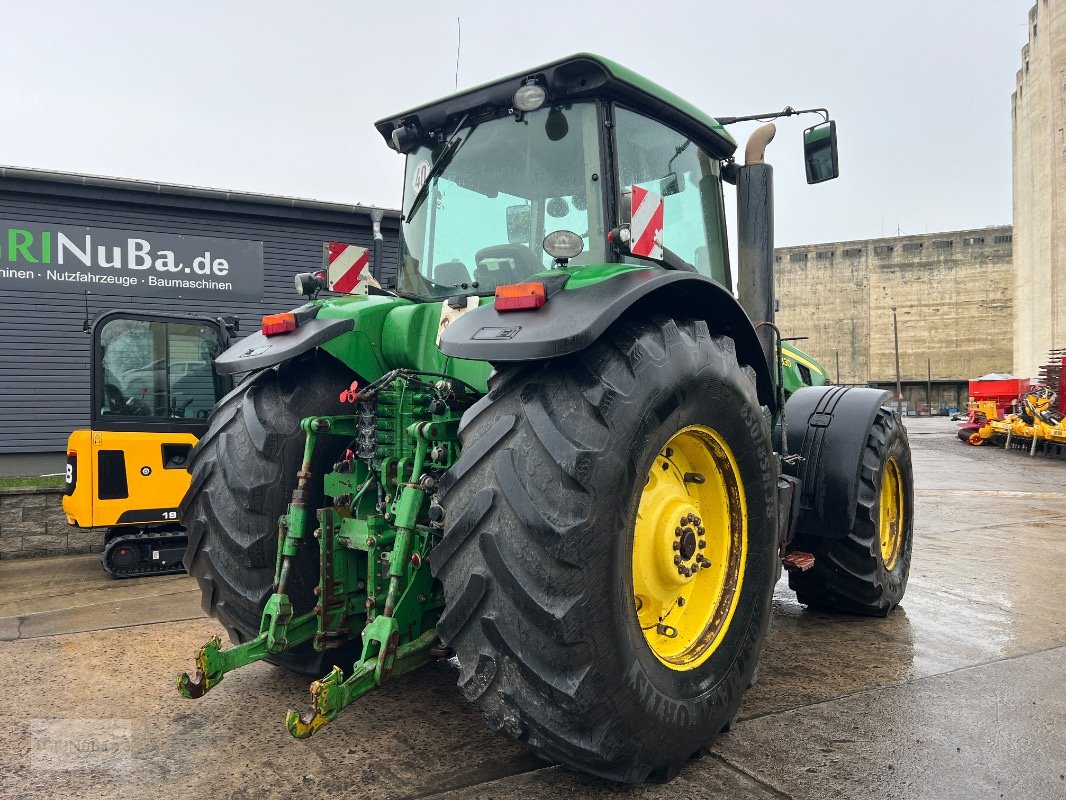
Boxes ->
[315,294,492,392]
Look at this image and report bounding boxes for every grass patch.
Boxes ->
[0,475,66,490]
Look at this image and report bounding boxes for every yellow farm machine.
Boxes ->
[961,351,1066,456]
[966,385,1066,455]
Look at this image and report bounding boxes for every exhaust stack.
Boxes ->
[737,123,777,372]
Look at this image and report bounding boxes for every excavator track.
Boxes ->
[101,528,188,578]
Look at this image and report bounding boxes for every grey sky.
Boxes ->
[1,1,1030,249]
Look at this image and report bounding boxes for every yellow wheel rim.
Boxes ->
[632,425,747,671]
[879,458,905,570]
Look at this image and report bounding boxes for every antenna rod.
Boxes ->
[455,18,461,90]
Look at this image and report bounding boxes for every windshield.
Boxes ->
[397,102,606,299]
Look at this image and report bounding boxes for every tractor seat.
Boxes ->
[433,260,472,288]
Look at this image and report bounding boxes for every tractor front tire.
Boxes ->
[181,352,356,675]
[789,407,914,617]
[432,316,778,783]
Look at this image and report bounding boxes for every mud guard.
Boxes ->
[775,385,894,540]
[438,269,776,410]
[215,317,354,376]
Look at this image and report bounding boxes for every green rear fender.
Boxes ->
[228,269,778,411]
[438,268,777,411]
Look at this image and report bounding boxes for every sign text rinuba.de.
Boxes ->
[0,220,264,302]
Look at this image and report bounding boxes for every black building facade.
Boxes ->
[0,167,400,471]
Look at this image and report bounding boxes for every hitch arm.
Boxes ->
[285,628,438,738]
[176,595,317,698]
[178,418,340,699]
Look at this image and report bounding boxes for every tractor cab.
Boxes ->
[381,56,739,300]
[374,54,837,404]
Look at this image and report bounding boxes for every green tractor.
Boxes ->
[176,54,913,782]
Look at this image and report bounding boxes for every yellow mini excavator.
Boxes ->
[62,310,236,576]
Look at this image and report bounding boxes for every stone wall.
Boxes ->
[774,227,1014,385]
[0,488,104,559]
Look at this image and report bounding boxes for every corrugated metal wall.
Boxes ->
[0,176,400,454]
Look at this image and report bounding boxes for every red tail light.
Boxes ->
[494,282,546,312]
[262,312,297,336]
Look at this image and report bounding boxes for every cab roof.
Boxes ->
[374,53,737,159]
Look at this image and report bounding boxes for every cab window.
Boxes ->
[96,318,225,421]
[613,106,729,285]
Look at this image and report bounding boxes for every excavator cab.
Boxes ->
[63,310,236,577]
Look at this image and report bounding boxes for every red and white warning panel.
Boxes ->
[629,185,664,260]
[324,242,379,295]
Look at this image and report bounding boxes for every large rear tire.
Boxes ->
[432,316,778,783]
[180,352,357,675]
[788,407,913,616]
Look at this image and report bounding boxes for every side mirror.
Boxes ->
[506,204,531,244]
[803,120,839,184]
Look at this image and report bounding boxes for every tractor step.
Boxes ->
[782,551,816,571]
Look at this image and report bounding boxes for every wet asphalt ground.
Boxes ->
[0,416,1064,799]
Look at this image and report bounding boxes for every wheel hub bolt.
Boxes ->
[674,513,707,575]
[678,528,698,560]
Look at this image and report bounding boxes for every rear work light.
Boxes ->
[494,282,546,312]
[262,312,298,336]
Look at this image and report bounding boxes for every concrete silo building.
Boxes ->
[1013,0,1066,380]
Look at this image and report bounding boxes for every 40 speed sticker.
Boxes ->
[412,160,432,194]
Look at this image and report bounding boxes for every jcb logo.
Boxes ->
[64,454,78,496]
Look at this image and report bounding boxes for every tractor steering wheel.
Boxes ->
[475,244,540,273]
